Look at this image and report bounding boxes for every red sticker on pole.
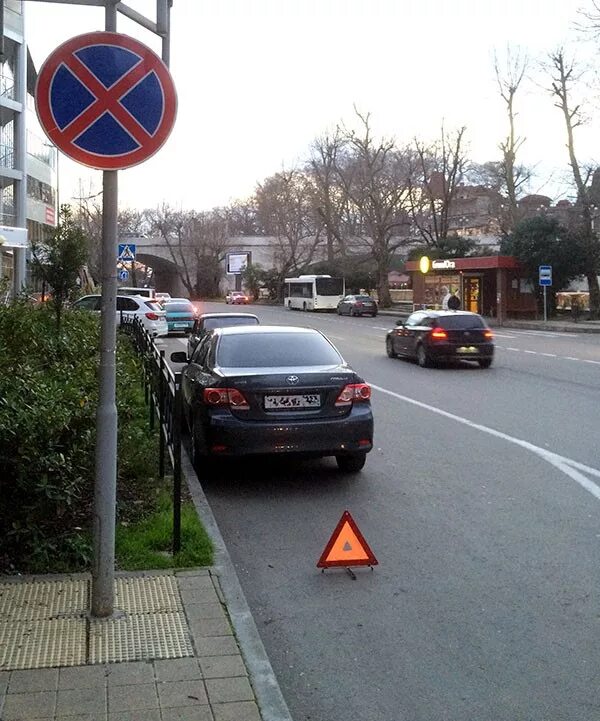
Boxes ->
[35,31,177,170]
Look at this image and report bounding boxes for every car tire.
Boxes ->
[337,306,342,315]
[386,337,397,358]
[372,312,378,317]
[190,415,206,471]
[478,358,493,369]
[336,452,367,473]
[350,308,356,317]
[416,344,431,368]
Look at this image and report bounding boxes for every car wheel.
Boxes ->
[478,358,493,369]
[336,452,367,473]
[372,312,378,317]
[416,344,431,368]
[386,337,397,358]
[190,415,206,471]
[350,308,356,317]
[337,306,342,315]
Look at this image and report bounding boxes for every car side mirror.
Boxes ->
[395,319,404,326]
[170,351,188,364]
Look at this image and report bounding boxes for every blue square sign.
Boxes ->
[539,265,552,287]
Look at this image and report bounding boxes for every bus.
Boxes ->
[284,274,345,311]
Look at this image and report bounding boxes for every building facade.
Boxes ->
[0,0,58,299]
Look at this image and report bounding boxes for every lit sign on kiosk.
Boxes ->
[432,259,456,270]
[419,256,457,272]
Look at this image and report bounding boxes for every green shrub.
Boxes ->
[0,304,158,573]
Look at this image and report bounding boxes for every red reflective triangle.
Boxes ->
[317,510,378,568]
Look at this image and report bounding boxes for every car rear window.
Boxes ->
[355,295,373,301]
[166,302,194,312]
[203,316,259,330]
[437,315,486,330]
[145,301,163,311]
[216,332,342,367]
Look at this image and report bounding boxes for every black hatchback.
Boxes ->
[172,326,374,472]
[386,310,494,368]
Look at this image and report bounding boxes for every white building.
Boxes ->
[0,0,58,298]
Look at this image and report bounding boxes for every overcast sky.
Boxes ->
[27,0,598,212]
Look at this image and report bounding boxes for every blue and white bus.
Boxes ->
[284,274,345,312]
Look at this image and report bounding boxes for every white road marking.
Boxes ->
[523,350,536,354]
[370,383,600,501]
[565,357,580,361]
[583,359,600,365]
[506,347,520,351]
[491,333,517,338]
[541,353,557,357]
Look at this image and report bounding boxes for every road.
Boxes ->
[160,303,600,721]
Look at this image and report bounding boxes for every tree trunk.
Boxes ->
[376,252,392,307]
[587,269,600,320]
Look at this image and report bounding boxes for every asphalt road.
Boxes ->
[160,303,600,721]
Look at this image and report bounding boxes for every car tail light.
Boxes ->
[335,383,371,406]
[430,327,448,340]
[355,301,363,307]
[145,312,160,320]
[203,387,250,410]
[484,330,494,339]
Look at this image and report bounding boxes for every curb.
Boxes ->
[181,451,294,721]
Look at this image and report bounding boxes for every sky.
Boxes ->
[26,0,600,213]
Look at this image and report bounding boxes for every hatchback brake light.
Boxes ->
[203,387,250,410]
[335,383,371,406]
[484,330,494,339]
[430,327,448,340]
[145,312,160,320]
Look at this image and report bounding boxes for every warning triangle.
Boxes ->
[317,511,378,568]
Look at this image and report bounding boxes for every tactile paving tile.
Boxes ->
[0,575,193,670]
[0,618,86,670]
[0,579,88,621]
[89,612,193,664]
[115,575,182,614]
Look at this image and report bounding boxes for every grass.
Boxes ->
[116,491,213,570]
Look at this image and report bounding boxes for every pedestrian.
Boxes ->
[447,293,461,310]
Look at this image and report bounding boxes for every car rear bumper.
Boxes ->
[168,320,194,332]
[428,344,494,361]
[203,404,374,457]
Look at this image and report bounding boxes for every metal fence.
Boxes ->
[121,316,183,553]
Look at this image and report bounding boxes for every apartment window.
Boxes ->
[27,175,56,206]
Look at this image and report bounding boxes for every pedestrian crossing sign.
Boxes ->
[118,243,136,262]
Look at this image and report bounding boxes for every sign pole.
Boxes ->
[91,0,119,619]
[543,286,547,323]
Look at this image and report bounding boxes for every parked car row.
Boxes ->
[73,294,169,337]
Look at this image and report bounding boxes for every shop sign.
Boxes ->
[432,259,456,270]
[0,226,28,248]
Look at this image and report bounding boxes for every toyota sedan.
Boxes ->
[171,326,374,472]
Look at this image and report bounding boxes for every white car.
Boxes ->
[72,294,168,337]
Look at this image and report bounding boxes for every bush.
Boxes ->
[0,304,158,573]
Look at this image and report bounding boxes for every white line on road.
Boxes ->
[565,357,580,361]
[370,383,600,501]
[541,353,557,357]
[523,350,536,354]
[491,333,517,338]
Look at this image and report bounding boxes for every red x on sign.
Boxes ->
[35,32,177,170]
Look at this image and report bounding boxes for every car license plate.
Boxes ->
[457,346,478,353]
[174,322,187,328]
[264,394,321,409]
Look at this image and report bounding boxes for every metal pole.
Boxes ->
[91,0,118,618]
[173,374,182,555]
[161,0,171,66]
[13,8,27,294]
[543,286,547,323]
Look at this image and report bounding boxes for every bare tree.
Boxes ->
[548,48,600,318]
[255,168,324,280]
[145,204,196,296]
[334,110,411,307]
[189,209,233,297]
[307,127,349,261]
[407,125,469,251]
[494,47,531,231]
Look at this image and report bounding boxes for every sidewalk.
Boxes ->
[0,453,294,721]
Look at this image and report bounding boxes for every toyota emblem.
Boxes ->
[286,375,299,385]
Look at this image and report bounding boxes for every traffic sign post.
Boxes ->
[118,244,136,262]
[539,265,552,323]
[34,6,176,618]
